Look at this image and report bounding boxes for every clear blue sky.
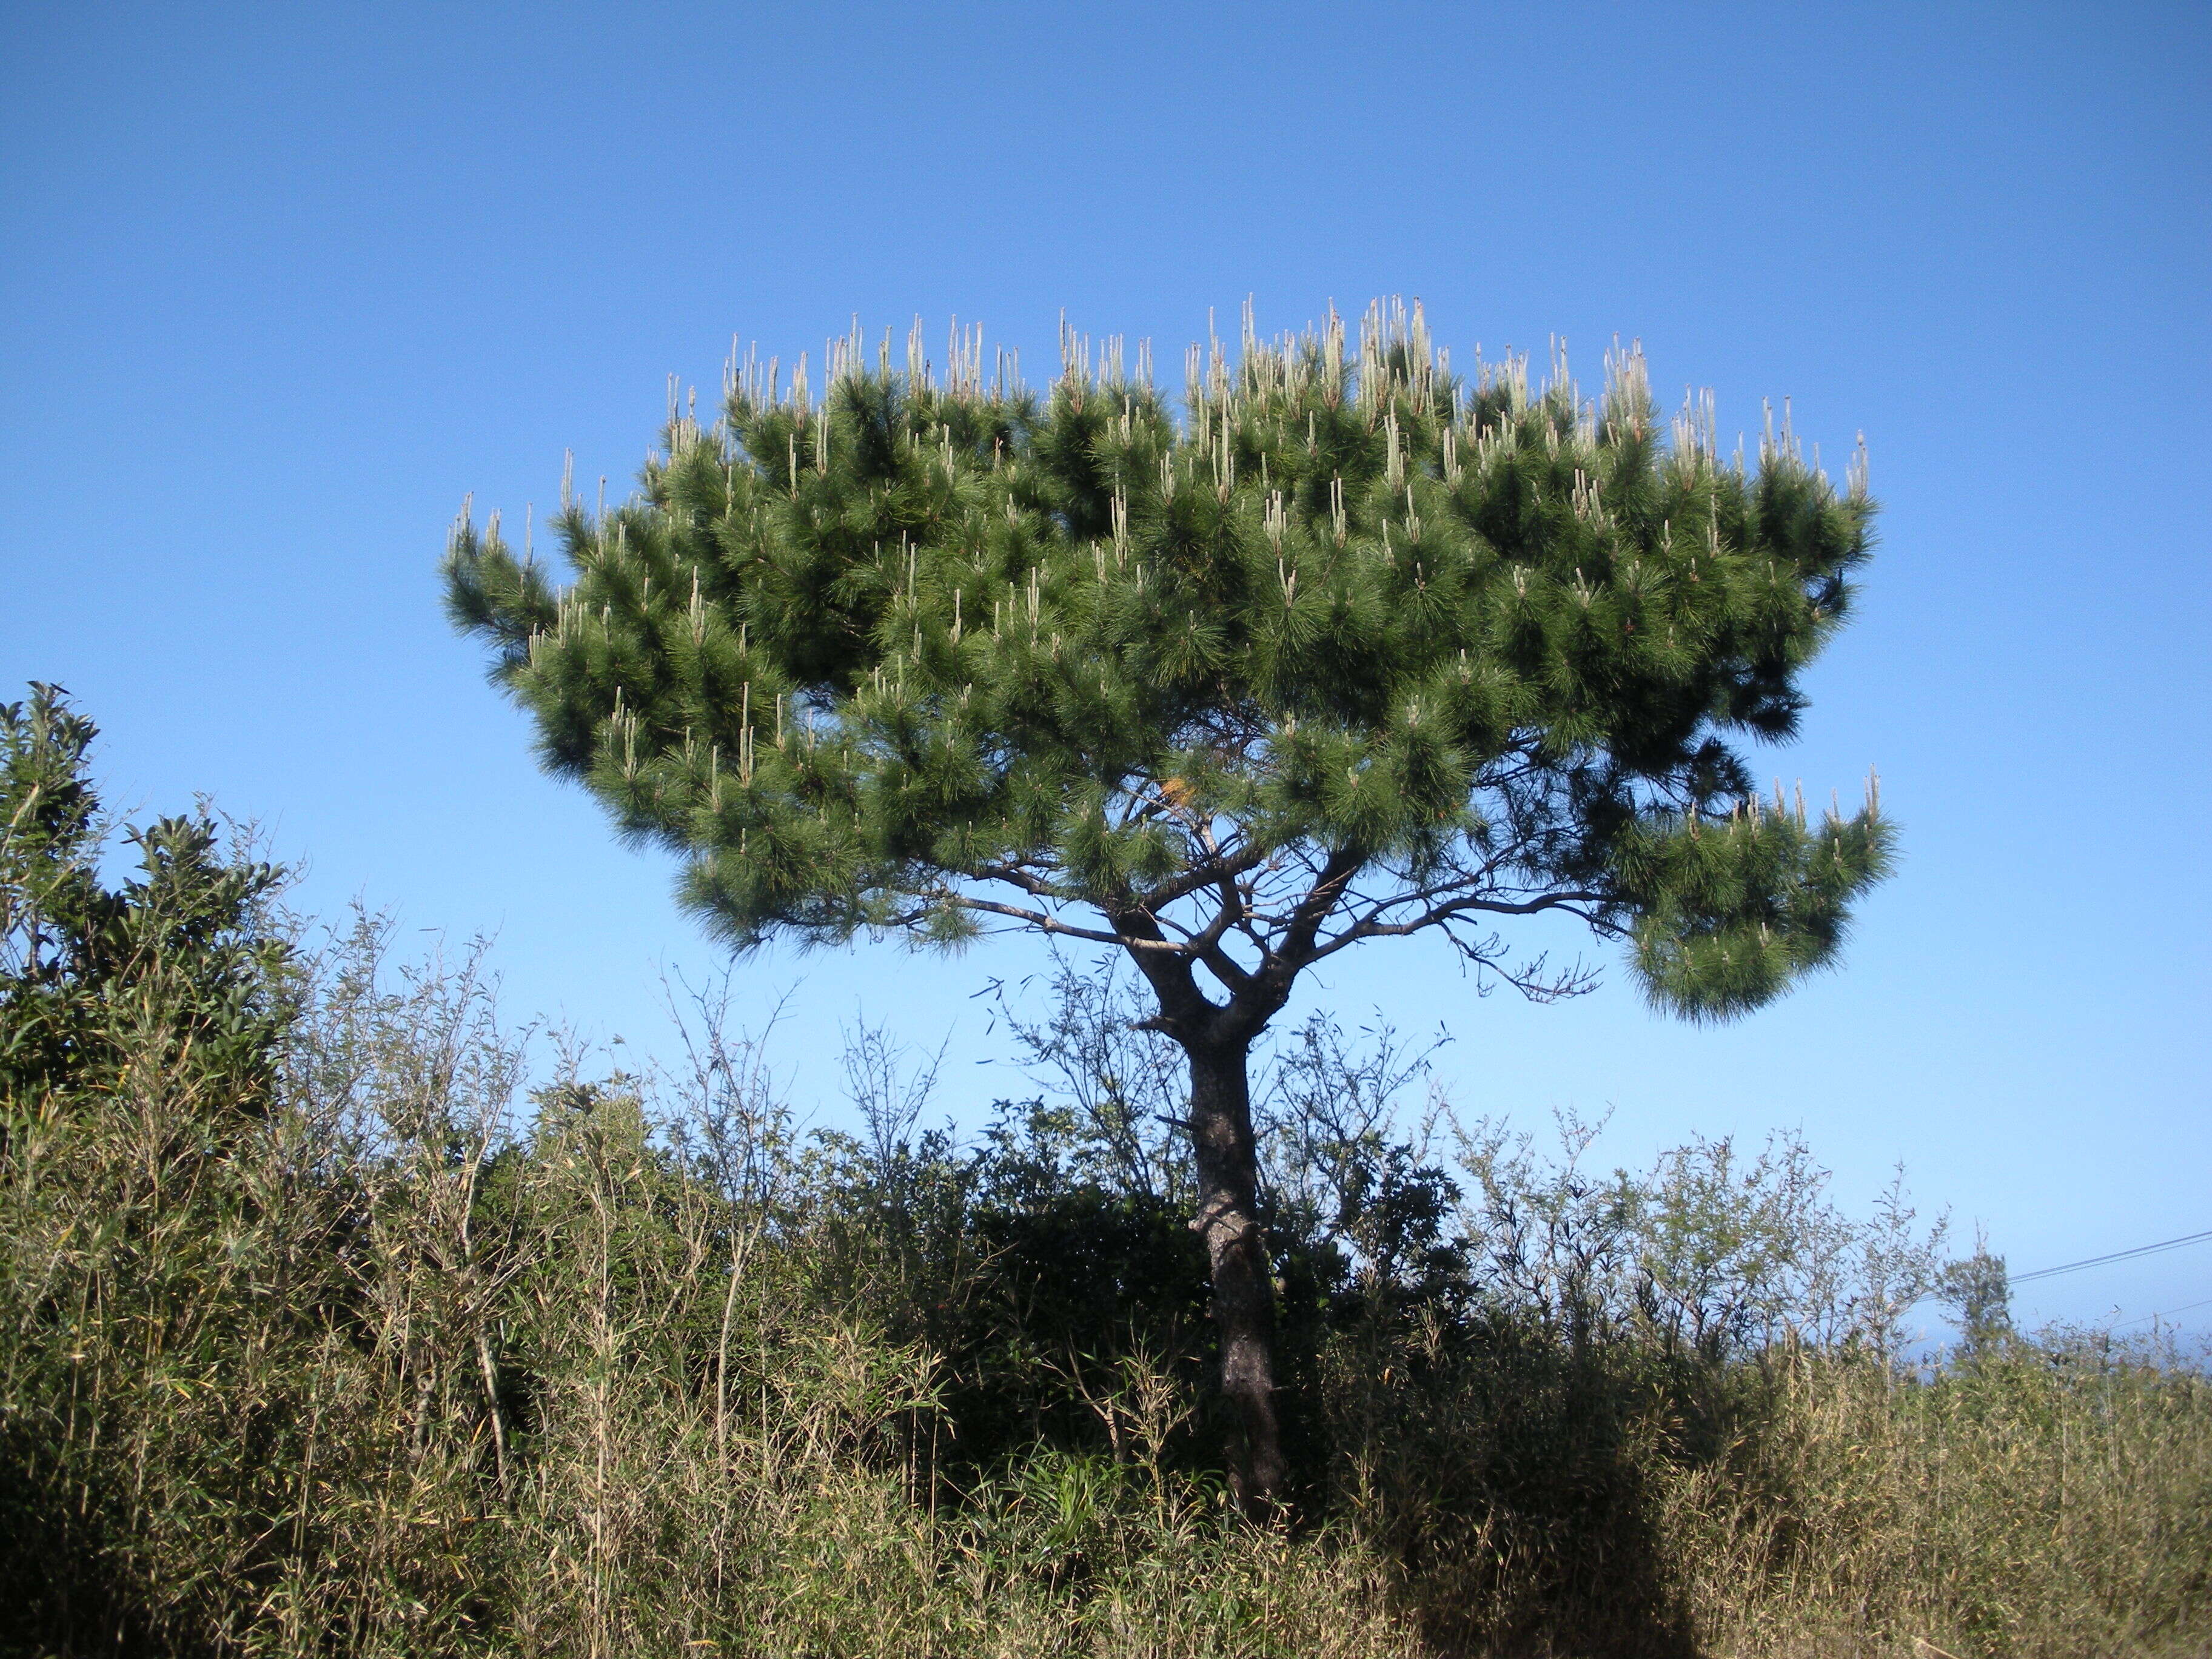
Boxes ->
[4,2,2206,1337]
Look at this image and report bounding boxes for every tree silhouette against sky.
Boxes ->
[447,300,1892,1504]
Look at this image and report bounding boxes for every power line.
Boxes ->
[2114,1296,2212,1330]
[2012,1228,2212,1286]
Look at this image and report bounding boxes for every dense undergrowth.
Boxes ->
[4,683,2208,1658]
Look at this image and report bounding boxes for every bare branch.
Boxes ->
[947,895,1183,953]
[1304,887,1611,970]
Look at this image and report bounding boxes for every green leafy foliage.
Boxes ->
[1,685,292,1108]
[446,303,1891,1015]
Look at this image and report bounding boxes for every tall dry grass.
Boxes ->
[1663,1342,2212,1658]
[1,910,1409,1657]
[7,929,2211,1657]
[4,687,2208,1657]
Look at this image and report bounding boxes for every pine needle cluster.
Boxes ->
[446,301,1891,1017]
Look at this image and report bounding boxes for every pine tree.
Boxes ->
[446,301,1893,1504]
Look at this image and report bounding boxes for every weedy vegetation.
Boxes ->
[4,679,2205,1659]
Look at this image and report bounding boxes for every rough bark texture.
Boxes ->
[1119,908,1321,1511]
[1181,1033,1286,1510]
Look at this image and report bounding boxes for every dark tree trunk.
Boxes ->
[1179,1030,1287,1510]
